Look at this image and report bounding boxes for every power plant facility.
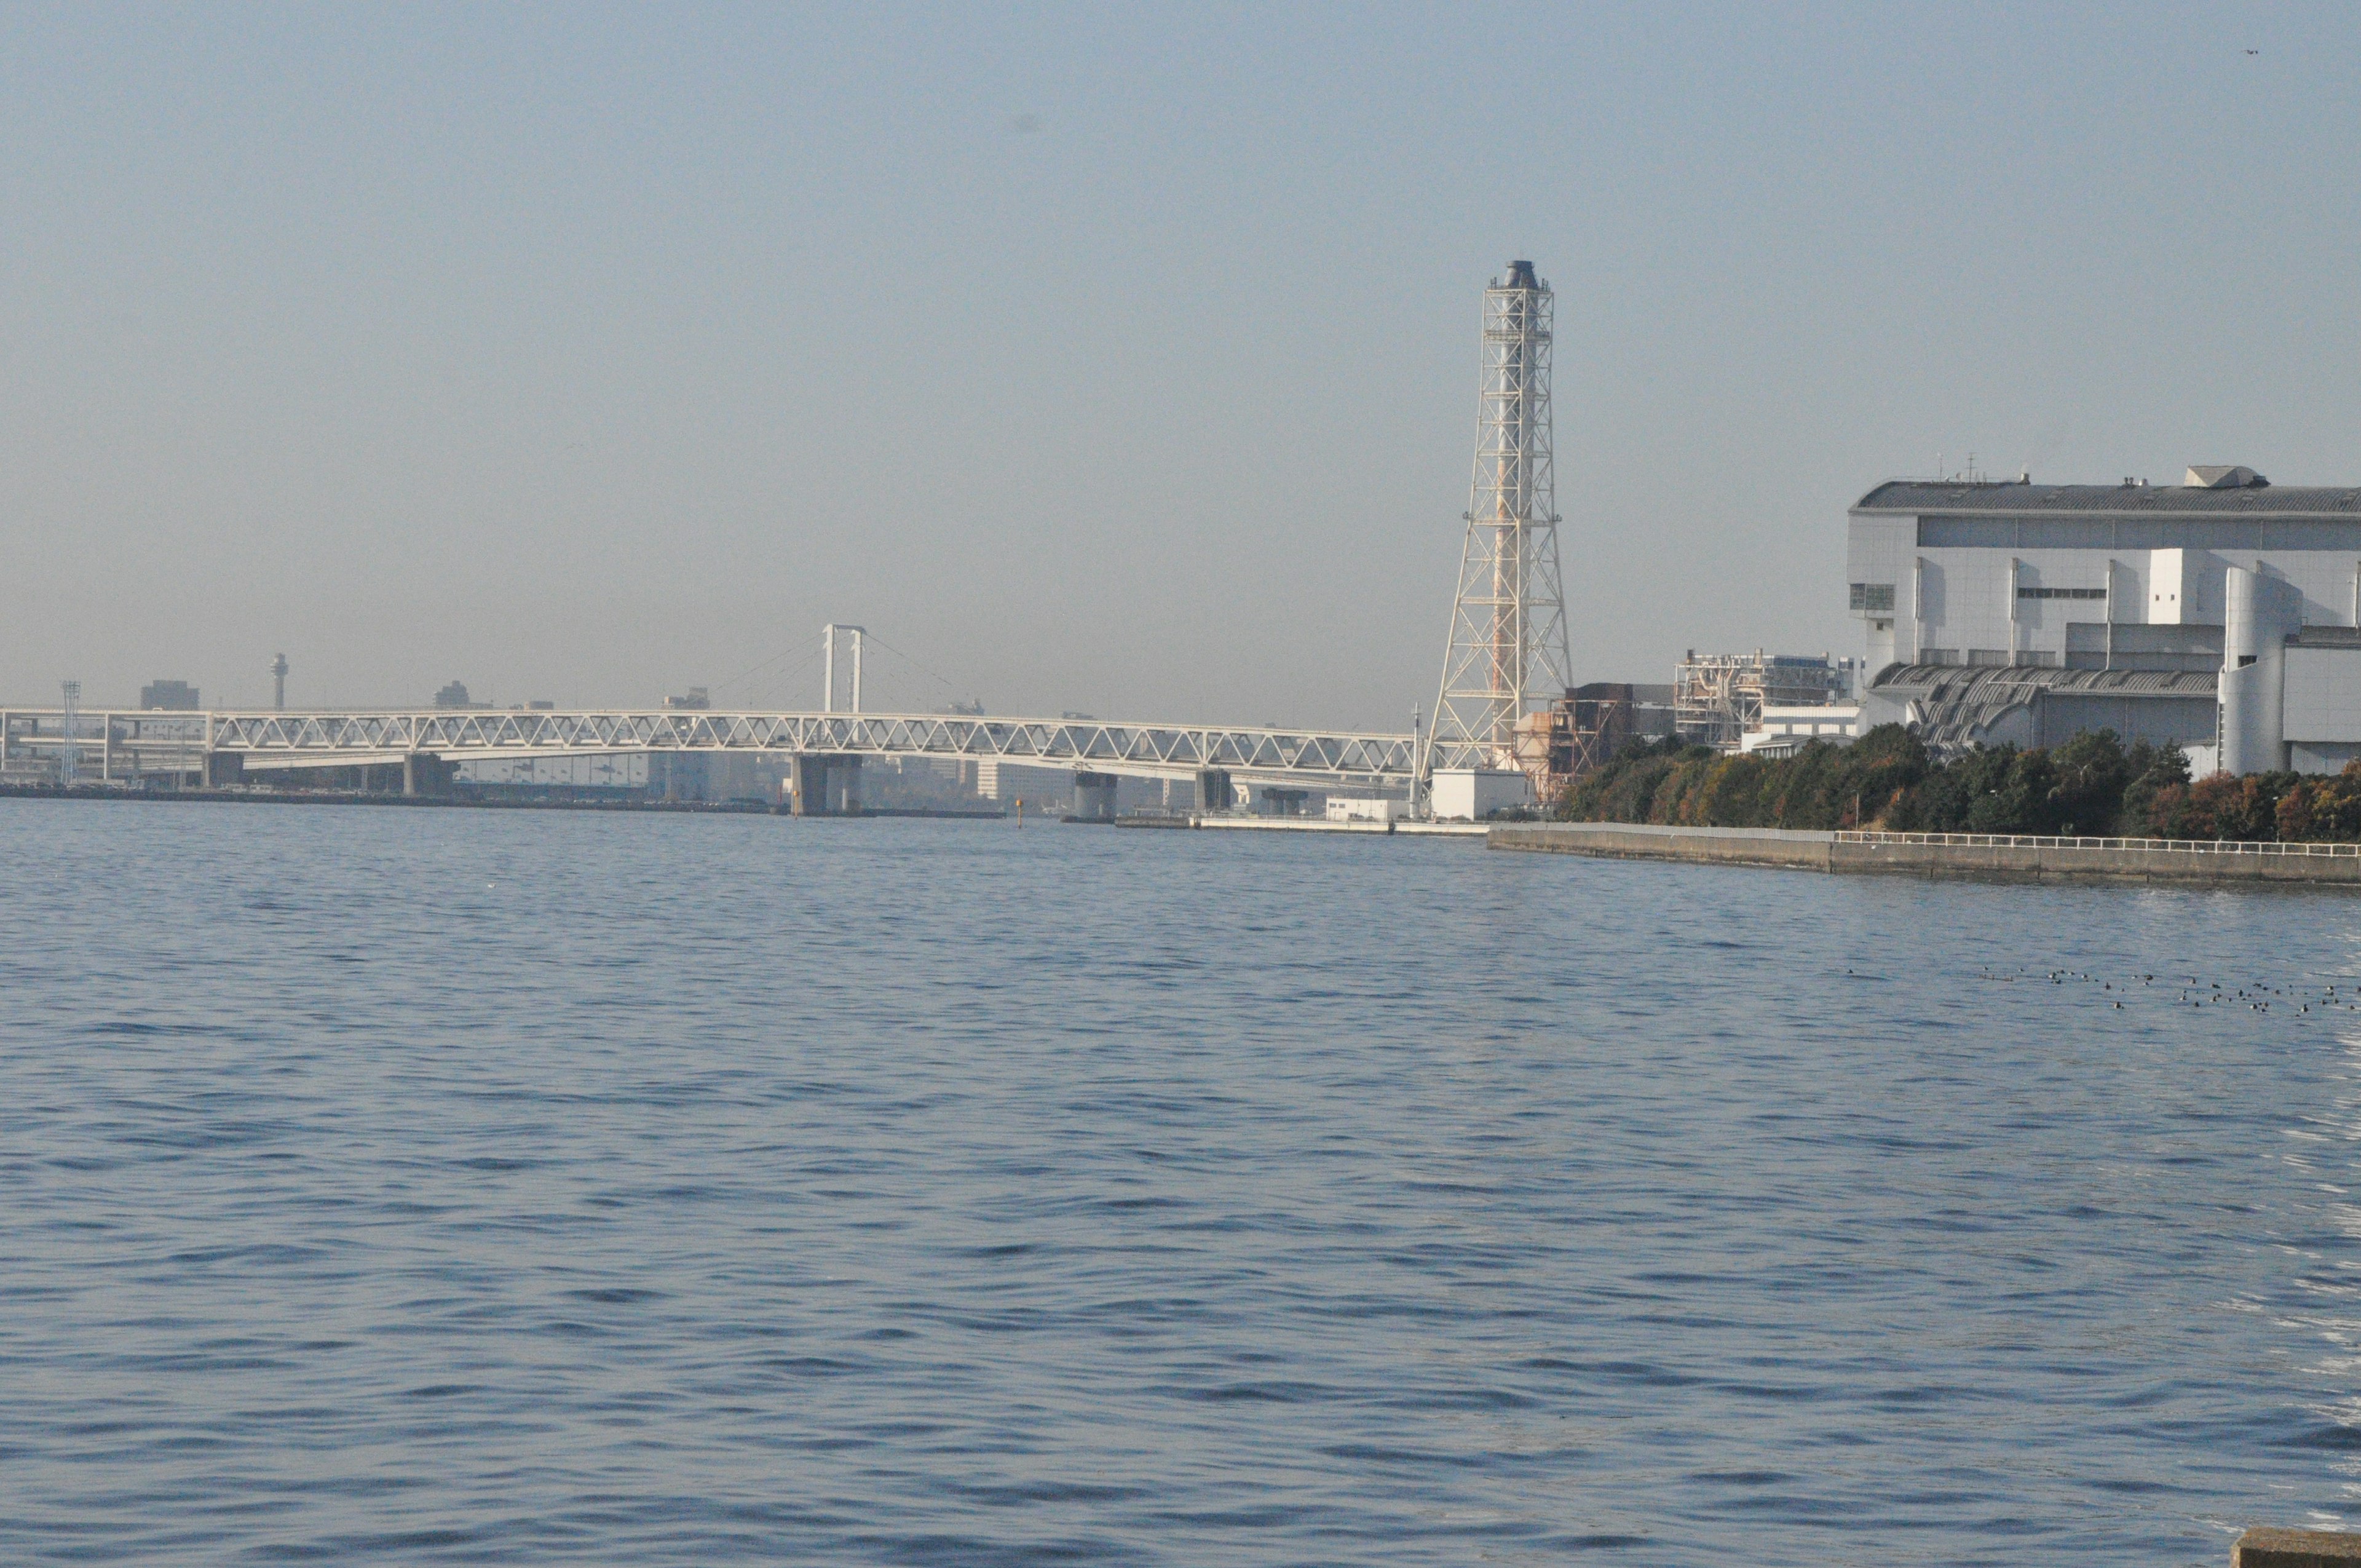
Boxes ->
[1672,652,1856,750]
[1849,467,2361,773]
[1409,261,1859,810]
[9,262,2361,815]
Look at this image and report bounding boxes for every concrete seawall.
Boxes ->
[1489,822,2361,886]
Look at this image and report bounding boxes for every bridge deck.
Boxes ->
[0,708,1465,786]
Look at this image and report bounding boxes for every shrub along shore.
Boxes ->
[1555,725,2361,842]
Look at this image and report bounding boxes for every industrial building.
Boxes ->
[139,679,199,711]
[1739,703,1862,758]
[1673,652,1856,749]
[1850,466,2361,773]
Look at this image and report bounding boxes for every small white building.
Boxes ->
[1739,703,1862,758]
[1430,768,1530,821]
[1325,796,1407,824]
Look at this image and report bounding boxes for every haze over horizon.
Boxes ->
[4,2,2355,725]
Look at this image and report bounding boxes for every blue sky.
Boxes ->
[2,2,2353,723]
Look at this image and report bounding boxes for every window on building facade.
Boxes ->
[2016,586,2108,600]
[1849,582,1897,612]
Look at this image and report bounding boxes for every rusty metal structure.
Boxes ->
[1508,681,1640,799]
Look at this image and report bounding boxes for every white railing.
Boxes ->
[1833,830,2361,858]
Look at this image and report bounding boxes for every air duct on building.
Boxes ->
[2221,566,2302,775]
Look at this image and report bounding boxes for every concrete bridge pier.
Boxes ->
[792,754,862,816]
[1196,767,1233,814]
[1070,771,1118,823]
[649,752,713,802]
[204,751,245,789]
[400,753,453,797]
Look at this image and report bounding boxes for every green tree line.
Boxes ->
[1554,724,2361,841]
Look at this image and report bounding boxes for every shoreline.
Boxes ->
[1490,821,2361,886]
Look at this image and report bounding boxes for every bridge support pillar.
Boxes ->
[791,754,861,816]
[204,751,244,789]
[1260,786,1310,818]
[1196,768,1232,814]
[1070,771,1118,823]
[401,753,451,798]
[650,752,713,802]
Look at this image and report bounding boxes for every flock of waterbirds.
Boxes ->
[1969,965,2361,1016]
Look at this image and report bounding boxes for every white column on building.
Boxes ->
[2105,558,2119,668]
[1912,556,1926,663]
[2008,556,2021,664]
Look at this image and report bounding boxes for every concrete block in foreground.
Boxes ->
[2234,1527,2361,1567]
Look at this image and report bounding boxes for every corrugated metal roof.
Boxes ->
[1869,663,2215,751]
[1854,480,2361,516]
[1872,664,2217,696]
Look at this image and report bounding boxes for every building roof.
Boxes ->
[1871,663,2217,697]
[1867,663,2216,752]
[1854,479,2361,517]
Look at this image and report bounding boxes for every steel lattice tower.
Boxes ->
[1422,259,1573,790]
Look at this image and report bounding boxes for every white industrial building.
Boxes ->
[1739,704,1863,758]
[1849,466,2361,773]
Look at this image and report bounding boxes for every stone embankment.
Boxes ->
[1489,822,2361,886]
[2235,1527,2361,1567]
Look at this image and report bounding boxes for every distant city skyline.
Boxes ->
[3,2,2355,726]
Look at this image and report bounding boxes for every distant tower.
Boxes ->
[59,679,80,786]
[1422,259,1573,792]
[271,653,288,711]
[821,624,866,713]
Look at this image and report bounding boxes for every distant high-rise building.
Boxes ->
[665,687,711,711]
[139,679,200,711]
[271,653,288,710]
[434,681,472,709]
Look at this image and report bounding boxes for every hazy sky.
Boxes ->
[4,2,2355,725]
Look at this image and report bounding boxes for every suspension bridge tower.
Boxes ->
[1420,259,1574,814]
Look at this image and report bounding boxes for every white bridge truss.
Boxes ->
[0,708,1470,789]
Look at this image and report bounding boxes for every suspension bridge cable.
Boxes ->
[711,644,821,703]
[855,632,969,699]
[706,636,826,696]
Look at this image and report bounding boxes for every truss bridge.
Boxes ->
[0,706,1466,811]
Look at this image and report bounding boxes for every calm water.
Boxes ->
[6,799,2361,1564]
